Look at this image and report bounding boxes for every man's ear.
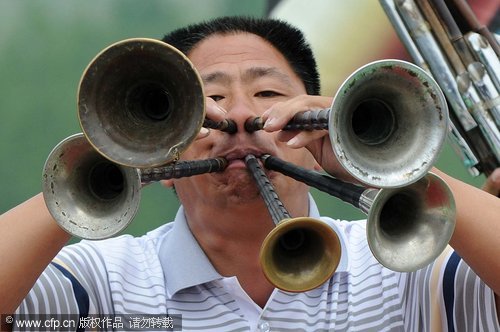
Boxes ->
[160,179,174,188]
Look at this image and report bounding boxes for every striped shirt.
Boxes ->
[15,197,499,331]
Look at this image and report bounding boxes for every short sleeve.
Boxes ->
[15,240,113,317]
[398,246,500,331]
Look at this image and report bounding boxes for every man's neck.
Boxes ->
[185,196,308,306]
[188,202,275,306]
[182,190,310,306]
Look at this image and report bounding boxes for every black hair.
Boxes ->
[162,16,320,95]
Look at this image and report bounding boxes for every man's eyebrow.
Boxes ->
[201,67,294,87]
[242,67,293,86]
[201,71,232,85]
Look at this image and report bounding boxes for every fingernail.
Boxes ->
[287,137,298,147]
[199,127,210,137]
[263,118,275,129]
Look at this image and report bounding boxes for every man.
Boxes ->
[1,16,499,331]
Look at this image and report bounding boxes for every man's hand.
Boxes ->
[260,95,357,183]
[482,168,500,197]
[196,97,229,140]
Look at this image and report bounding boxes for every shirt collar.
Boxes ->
[159,206,222,298]
[159,194,350,297]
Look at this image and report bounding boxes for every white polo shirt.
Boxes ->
[16,196,500,331]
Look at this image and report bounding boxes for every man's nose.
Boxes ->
[225,97,260,134]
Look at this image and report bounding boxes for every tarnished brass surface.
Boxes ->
[329,59,448,188]
[42,133,141,239]
[366,172,456,272]
[78,38,205,168]
[260,217,341,292]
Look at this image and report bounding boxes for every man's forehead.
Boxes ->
[187,32,303,90]
[187,32,286,67]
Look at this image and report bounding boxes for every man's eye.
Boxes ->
[209,95,224,102]
[255,91,282,98]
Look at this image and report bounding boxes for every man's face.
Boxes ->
[172,32,316,207]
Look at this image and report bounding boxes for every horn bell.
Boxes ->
[329,59,449,188]
[78,38,205,168]
[260,217,342,292]
[42,133,142,240]
[366,172,456,272]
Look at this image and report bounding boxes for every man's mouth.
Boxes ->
[223,150,266,171]
[226,159,247,170]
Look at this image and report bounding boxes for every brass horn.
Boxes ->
[43,133,228,240]
[329,59,449,188]
[245,59,449,188]
[244,154,341,292]
[42,133,142,240]
[78,38,206,168]
[366,171,456,271]
[262,155,456,272]
[260,217,341,292]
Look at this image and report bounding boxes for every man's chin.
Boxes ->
[215,171,263,201]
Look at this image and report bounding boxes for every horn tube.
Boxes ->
[245,59,449,188]
[43,133,228,239]
[261,154,456,272]
[244,154,341,292]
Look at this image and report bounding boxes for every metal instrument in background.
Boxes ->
[78,38,236,169]
[43,133,227,239]
[245,59,449,189]
[261,154,456,272]
[380,0,500,177]
[244,154,342,292]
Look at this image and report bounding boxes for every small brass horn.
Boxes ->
[260,217,341,292]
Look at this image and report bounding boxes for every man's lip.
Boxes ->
[224,151,264,160]
[222,153,266,170]
[226,159,247,170]
[220,150,264,166]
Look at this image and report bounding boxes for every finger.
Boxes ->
[482,168,500,196]
[262,95,333,132]
[277,130,329,148]
[260,101,290,131]
[195,127,210,140]
[205,97,228,123]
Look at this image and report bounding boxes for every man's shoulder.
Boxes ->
[319,217,367,237]
[64,221,175,262]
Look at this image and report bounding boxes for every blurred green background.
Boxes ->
[0,0,485,242]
